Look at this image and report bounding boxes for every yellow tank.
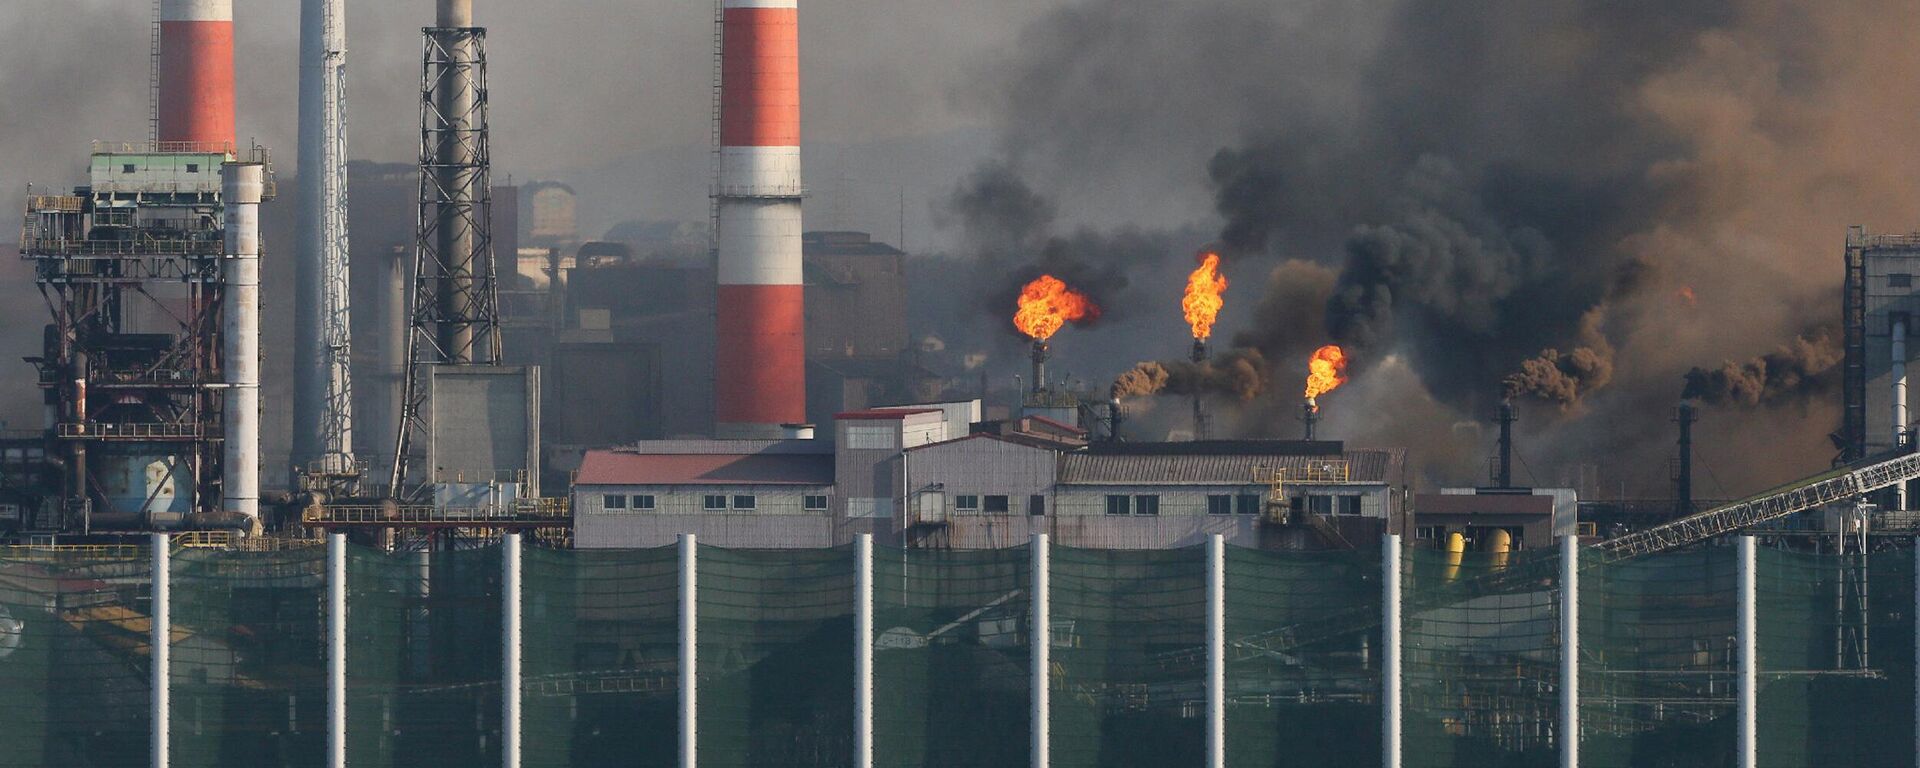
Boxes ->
[1487,528,1512,570]
[1444,531,1466,581]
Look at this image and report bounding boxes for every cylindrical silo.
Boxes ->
[223,162,265,522]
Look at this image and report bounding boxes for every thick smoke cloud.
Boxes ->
[948,0,1920,494]
[1113,349,1267,402]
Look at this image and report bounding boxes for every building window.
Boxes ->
[804,495,829,511]
[122,164,137,174]
[603,494,627,510]
[1029,495,1046,516]
[1338,495,1363,516]
[732,495,757,510]
[185,163,200,173]
[844,424,897,450]
[703,495,726,511]
[1417,525,1445,541]
[984,495,1011,513]
[1236,494,1262,515]
[631,495,656,511]
[1105,495,1130,516]
[1894,273,1914,288]
[1134,495,1160,516]
[956,495,981,512]
[1307,495,1333,515]
[1207,495,1233,515]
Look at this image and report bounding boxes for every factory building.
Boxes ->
[572,399,1405,550]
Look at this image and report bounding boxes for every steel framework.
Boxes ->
[389,21,502,500]
[294,0,357,489]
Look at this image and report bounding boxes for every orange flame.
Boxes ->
[1013,275,1098,340]
[1304,345,1348,407]
[1182,252,1228,340]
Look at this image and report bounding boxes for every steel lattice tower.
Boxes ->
[295,0,356,486]
[390,0,502,499]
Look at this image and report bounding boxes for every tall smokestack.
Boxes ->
[1190,339,1210,440]
[714,0,806,439]
[223,162,265,523]
[1300,401,1319,441]
[1495,399,1516,488]
[295,0,355,479]
[1675,401,1695,516]
[1030,339,1050,395]
[158,0,235,151]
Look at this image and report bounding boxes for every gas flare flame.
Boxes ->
[1013,275,1098,340]
[1304,345,1349,408]
[1182,251,1228,340]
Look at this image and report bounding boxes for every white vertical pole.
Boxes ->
[679,534,697,768]
[1383,534,1401,768]
[152,532,170,768]
[1032,533,1050,768]
[1913,538,1919,766]
[503,533,522,768]
[1207,534,1225,768]
[1896,319,1909,509]
[855,534,874,768]
[1737,536,1757,768]
[1560,535,1579,768]
[328,534,347,768]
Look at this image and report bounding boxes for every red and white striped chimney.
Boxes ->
[715,0,806,439]
[159,0,235,151]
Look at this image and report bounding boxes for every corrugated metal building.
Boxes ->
[572,403,1407,550]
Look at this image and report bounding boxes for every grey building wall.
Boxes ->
[1861,239,1920,456]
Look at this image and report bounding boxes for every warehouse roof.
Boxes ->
[1058,448,1402,485]
[576,450,834,486]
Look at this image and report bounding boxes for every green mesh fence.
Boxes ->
[697,546,856,768]
[1050,546,1207,767]
[169,546,328,768]
[1223,546,1382,768]
[872,545,1031,767]
[521,546,679,768]
[1403,548,1560,768]
[1755,547,1916,768]
[0,548,153,767]
[1579,546,1739,768]
[345,546,502,768]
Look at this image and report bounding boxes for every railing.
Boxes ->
[304,497,572,528]
[22,238,224,257]
[92,139,236,156]
[26,195,83,213]
[56,422,206,440]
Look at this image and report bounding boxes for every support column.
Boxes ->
[1032,533,1050,768]
[503,534,522,768]
[1383,534,1401,768]
[1737,536,1757,768]
[1560,535,1579,768]
[1895,318,1908,509]
[855,534,874,768]
[679,534,697,768]
[328,534,346,768]
[1207,534,1226,768]
[1913,539,1918,764]
[152,533,170,768]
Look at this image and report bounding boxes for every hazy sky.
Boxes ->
[0,0,1050,239]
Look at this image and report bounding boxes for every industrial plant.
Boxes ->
[0,1,1916,767]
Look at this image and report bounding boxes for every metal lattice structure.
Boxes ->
[1598,449,1920,558]
[390,20,502,500]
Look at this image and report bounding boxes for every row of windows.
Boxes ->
[951,494,1045,515]
[603,494,829,512]
[121,163,203,174]
[1206,494,1265,515]
[1105,495,1161,516]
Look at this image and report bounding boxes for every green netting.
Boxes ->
[1579,546,1738,768]
[0,548,153,767]
[697,546,856,768]
[1403,548,1560,768]
[1755,547,1916,768]
[345,546,502,768]
[169,547,328,768]
[1050,547,1207,767]
[1223,545,1382,768]
[521,546,679,768]
[872,545,1031,767]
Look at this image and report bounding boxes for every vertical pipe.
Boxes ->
[1737,536,1757,768]
[1497,399,1516,488]
[1894,318,1908,509]
[1560,535,1579,768]
[328,534,347,768]
[1676,403,1696,517]
[855,534,874,768]
[152,533,170,768]
[679,534,697,768]
[502,533,522,768]
[1383,534,1401,768]
[431,0,483,364]
[296,0,355,476]
[1207,534,1225,768]
[1031,533,1050,768]
[1912,538,1918,764]
[222,162,265,522]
